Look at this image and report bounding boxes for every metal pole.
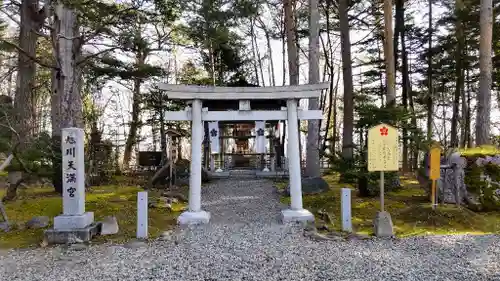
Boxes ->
[380,171,385,212]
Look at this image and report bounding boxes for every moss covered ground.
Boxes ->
[0,183,185,249]
[278,174,500,236]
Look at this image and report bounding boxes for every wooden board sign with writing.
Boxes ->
[429,146,441,180]
[367,124,399,172]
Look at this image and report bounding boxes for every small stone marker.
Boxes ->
[45,128,98,244]
[341,188,352,232]
[367,123,398,238]
[429,144,441,209]
[100,216,119,235]
[137,191,148,239]
[373,211,394,237]
[26,216,49,229]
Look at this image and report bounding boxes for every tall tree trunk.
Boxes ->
[339,0,354,161]
[7,66,13,98]
[395,0,409,172]
[280,121,287,167]
[440,81,447,147]
[51,3,83,194]
[4,0,41,201]
[159,111,167,165]
[393,0,401,72]
[408,80,418,170]
[305,0,320,178]
[284,0,299,85]
[476,0,493,145]
[372,3,385,103]
[281,6,287,86]
[450,0,465,148]
[383,0,396,106]
[463,65,472,147]
[260,20,276,86]
[123,40,148,170]
[250,18,260,85]
[325,69,340,156]
[426,0,433,141]
[209,40,216,85]
[400,27,418,170]
[122,65,143,170]
[254,25,266,87]
[466,85,472,148]
[318,2,333,140]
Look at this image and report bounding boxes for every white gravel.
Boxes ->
[1,178,500,281]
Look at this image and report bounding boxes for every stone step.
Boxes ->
[229,170,257,176]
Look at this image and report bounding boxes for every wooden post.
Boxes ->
[429,145,441,210]
[380,171,385,212]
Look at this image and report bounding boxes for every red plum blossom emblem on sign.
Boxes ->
[380,126,389,136]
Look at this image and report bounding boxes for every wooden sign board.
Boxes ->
[367,123,399,172]
[429,146,441,180]
[138,151,162,167]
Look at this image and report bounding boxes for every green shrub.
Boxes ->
[329,154,400,197]
[462,155,500,211]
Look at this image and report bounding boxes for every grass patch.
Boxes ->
[0,185,186,249]
[280,174,500,236]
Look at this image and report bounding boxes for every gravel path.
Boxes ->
[1,179,500,281]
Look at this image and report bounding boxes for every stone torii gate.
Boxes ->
[159,83,329,225]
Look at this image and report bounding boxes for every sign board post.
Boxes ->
[429,145,441,210]
[368,123,399,237]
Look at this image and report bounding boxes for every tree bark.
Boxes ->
[476,0,493,145]
[395,0,409,172]
[4,0,44,201]
[325,69,340,156]
[122,75,142,170]
[281,6,287,86]
[451,0,465,148]
[259,19,276,86]
[250,18,260,85]
[284,0,299,85]
[254,23,265,87]
[305,0,320,178]
[462,64,472,148]
[383,0,396,106]
[339,0,354,161]
[426,0,433,141]
[159,109,167,165]
[51,3,83,194]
